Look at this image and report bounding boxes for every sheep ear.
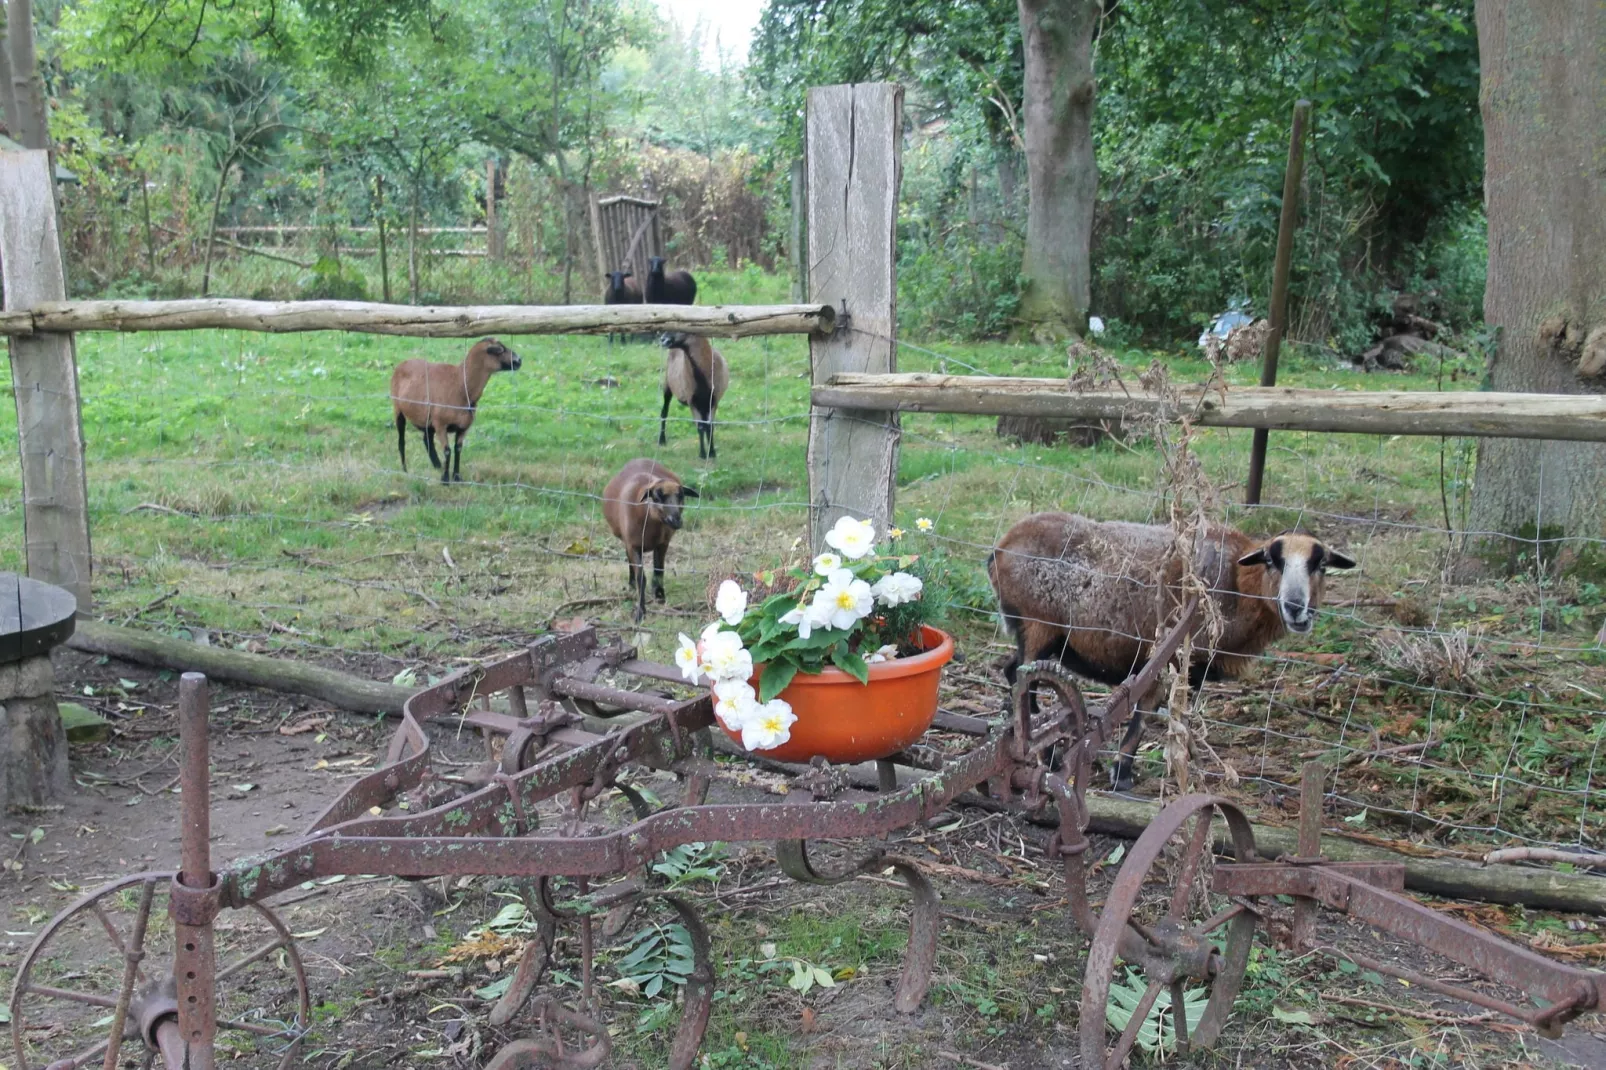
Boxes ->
[680,486,700,499]
[487,343,506,356]
[1237,548,1269,568]
[1325,549,1358,571]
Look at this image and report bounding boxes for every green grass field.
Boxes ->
[4,268,1604,849]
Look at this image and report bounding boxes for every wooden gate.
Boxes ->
[589,195,662,296]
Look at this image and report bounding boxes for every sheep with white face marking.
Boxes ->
[603,458,699,623]
[988,513,1355,789]
[390,338,521,484]
[659,331,729,459]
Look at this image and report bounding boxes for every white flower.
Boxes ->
[713,679,759,730]
[700,629,754,683]
[813,568,875,630]
[871,571,923,607]
[674,633,703,684]
[740,699,797,751]
[915,517,934,532]
[887,527,905,539]
[824,516,877,560]
[811,552,843,576]
[780,598,833,639]
[867,643,900,664]
[701,620,724,642]
[715,580,748,626]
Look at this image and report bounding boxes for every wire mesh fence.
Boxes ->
[3,305,1603,860]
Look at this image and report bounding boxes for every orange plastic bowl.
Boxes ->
[718,626,954,764]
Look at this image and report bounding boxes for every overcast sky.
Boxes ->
[658,0,765,65]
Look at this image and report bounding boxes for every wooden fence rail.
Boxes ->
[0,299,835,339]
[812,373,1606,443]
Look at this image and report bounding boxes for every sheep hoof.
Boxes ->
[1110,768,1136,792]
[653,589,666,603]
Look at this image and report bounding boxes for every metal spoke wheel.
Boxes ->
[1079,796,1258,1070]
[9,872,310,1070]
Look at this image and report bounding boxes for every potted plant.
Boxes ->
[675,515,954,763]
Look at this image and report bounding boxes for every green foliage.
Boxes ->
[650,841,727,888]
[614,920,698,999]
[1105,969,1208,1055]
[296,256,369,301]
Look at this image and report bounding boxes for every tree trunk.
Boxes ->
[0,13,19,139]
[375,175,391,302]
[407,179,420,304]
[139,169,156,273]
[199,147,239,297]
[485,158,502,261]
[6,0,50,150]
[1014,0,1100,341]
[1465,2,1606,566]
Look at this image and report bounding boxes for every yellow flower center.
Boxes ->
[835,590,857,610]
[760,715,785,732]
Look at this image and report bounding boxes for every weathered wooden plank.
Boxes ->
[0,299,834,339]
[806,83,903,550]
[0,151,92,609]
[813,373,1606,443]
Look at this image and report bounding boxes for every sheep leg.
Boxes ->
[423,426,443,470]
[652,545,667,603]
[659,389,673,446]
[628,548,646,623]
[451,429,464,483]
[706,415,716,459]
[1110,684,1165,792]
[395,413,408,472]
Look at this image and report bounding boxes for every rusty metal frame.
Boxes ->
[1212,762,1606,1039]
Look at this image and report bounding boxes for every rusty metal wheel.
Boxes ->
[8,872,310,1070]
[1079,796,1258,1070]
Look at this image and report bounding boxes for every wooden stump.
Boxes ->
[0,572,78,810]
[0,654,67,808]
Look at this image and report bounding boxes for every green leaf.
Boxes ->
[759,661,799,702]
[830,648,870,684]
[1272,1005,1314,1025]
[474,976,513,1001]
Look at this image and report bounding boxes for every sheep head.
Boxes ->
[640,479,698,530]
[470,337,521,373]
[1237,531,1357,634]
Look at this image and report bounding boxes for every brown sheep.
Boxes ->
[658,332,729,459]
[390,338,520,484]
[603,458,700,623]
[987,513,1355,789]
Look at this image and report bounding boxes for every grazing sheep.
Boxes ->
[603,269,642,348]
[390,338,521,484]
[645,256,697,305]
[988,514,1355,789]
[603,458,699,623]
[659,331,729,459]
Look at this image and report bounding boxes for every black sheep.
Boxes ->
[645,257,697,305]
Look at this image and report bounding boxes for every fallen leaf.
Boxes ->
[279,717,329,736]
[799,1009,816,1034]
[1272,1005,1314,1025]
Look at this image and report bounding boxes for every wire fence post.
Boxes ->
[0,149,92,610]
[1245,99,1311,507]
[806,82,903,551]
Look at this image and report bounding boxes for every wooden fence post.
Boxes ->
[0,150,93,610]
[806,83,903,551]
